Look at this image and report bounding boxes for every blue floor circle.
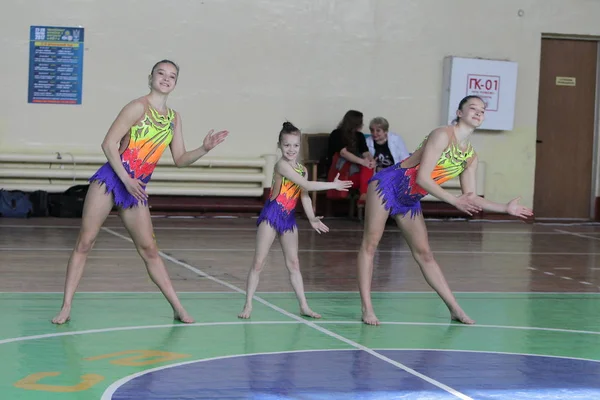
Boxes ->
[111,349,600,399]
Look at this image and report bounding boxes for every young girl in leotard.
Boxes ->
[52,60,228,325]
[357,95,533,326]
[238,122,352,319]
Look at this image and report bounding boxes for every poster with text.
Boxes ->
[28,26,85,105]
[441,57,518,131]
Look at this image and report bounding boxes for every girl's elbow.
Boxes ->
[173,155,187,168]
[300,182,313,192]
[100,142,111,154]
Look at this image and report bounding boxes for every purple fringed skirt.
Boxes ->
[369,163,425,218]
[256,199,297,235]
[89,162,150,209]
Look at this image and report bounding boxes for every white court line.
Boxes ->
[316,321,600,336]
[375,348,600,364]
[100,350,360,400]
[0,224,573,234]
[2,290,600,295]
[101,347,600,400]
[100,227,472,399]
[3,319,599,347]
[4,246,600,256]
[555,229,600,241]
[0,321,301,345]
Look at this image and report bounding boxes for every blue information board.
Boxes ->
[28,26,85,105]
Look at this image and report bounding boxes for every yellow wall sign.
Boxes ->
[556,76,576,86]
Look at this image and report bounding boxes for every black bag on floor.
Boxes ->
[49,185,90,218]
[29,190,49,217]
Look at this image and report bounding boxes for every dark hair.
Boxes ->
[278,121,300,142]
[453,95,485,124]
[337,110,363,153]
[150,59,180,79]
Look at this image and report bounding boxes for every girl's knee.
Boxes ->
[251,259,266,273]
[137,241,160,261]
[361,236,381,257]
[412,246,434,264]
[286,258,300,272]
[75,235,96,254]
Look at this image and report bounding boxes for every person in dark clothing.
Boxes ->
[327,110,375,203]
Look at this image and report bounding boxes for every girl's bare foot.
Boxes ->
[173,310,194,324]
[451,310,475,325]
[361,309,380,326]
[300,307,321,319]
[52,307,71,325]
[238,306,252,319]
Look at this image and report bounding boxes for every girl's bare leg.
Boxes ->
[52,182,115,324]
[394,213,474,324]
[357,181,390,325]
[238,222,277,318]
[119,204,193,323]
[279,228,320,318]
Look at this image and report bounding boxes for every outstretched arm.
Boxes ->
[276,160,352,192]
[460,157,533,219]
[300,176,329,234]
[170,112,229,168]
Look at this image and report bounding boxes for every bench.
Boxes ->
[0,152,278,213]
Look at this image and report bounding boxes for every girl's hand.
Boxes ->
[507,197,534,220]
[453,192,482,216]
[309,216,329,234]
[203,129,229,151]
[123,176,148,203]
[333,173,353,191]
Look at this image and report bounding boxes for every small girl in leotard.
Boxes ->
[238,122,352,319]
[52,59,228,325]
[357,95,533,326]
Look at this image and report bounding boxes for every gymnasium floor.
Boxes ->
[1,215,599,399]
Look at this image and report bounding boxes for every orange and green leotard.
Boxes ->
[257,163,305,234]
[370,128,476,217]
[119,103,175,182]
[89,99,176,208]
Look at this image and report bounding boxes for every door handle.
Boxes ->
[536,140,543,143]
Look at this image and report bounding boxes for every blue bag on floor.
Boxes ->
[0,189,33,218]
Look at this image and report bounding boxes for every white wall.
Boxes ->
[4,0,600,207]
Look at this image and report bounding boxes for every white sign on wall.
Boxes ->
[441,56,518,131]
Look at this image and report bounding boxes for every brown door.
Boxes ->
[534,38,597,219]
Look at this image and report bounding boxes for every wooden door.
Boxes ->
[533,38,597,219]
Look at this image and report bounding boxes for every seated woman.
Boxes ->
[366,117,410,172]
[326,110,375,203]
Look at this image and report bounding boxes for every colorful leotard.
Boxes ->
[256,163,305,234]
[370,128,476,217]
[89,99,175,208]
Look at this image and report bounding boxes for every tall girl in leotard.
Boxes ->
[52,60,228,325]
[238,122,352,319]
[357,95,533,326]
